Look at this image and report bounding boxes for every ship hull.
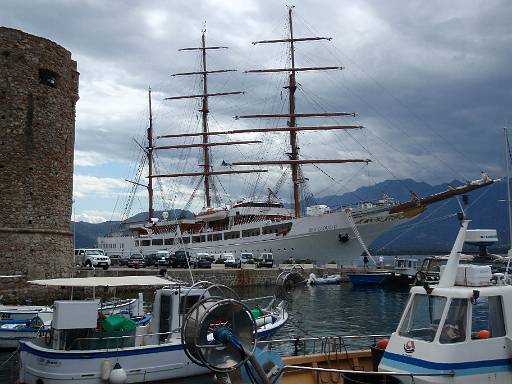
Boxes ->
[99,209,409,265]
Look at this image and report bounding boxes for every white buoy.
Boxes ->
[109,362,127,384]
[100,359,112,381]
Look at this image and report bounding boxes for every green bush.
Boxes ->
[214,258,225,264]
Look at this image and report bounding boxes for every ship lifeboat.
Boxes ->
[195,207,228,222]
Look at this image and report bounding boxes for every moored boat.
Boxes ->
[17,275,290,383]
[348,272,392,286]
[306,273,342,285]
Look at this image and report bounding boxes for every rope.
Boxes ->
[344,208,376,265]
[0,349,17,369]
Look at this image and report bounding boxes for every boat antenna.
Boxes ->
[504,127,512,280]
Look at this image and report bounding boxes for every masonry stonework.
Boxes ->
[0,27,79,284]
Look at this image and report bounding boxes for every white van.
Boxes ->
[74,249,111,270]
[257,253,274,268]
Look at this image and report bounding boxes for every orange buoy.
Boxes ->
[477,329,490,339]
[376,338,389,349]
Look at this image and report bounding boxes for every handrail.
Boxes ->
[282,365,455,377]
[66,328,182,351]
[258,334,390,345]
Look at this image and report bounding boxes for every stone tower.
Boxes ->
[0,27,79,280]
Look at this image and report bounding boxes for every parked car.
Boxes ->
[156,250,171,267]
[171,251,191,268]
[118,257,129,267]
[257,252,274,268]
[127,254,146,268]
[223,253,238,268]
[240,252,254,265]
[74,248,111,270]
[194,253,212,269]
[144,253,159,267]
[109,254,122,266]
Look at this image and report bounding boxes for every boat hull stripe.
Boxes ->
[382,350,512,372]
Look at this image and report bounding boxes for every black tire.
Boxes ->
[85,260,92,268]
[102,265,109,270]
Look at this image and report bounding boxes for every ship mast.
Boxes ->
[235,6,370,217]
[147,87,154,221]
[151,30,267,209]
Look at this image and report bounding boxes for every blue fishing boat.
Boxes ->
[348,272,391,286]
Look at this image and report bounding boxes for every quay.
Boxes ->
[0,265,364,305]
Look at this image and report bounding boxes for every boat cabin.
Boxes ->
[380,265,512,381]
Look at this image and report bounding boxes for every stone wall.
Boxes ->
[0,27,79,284]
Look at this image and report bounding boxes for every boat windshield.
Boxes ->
[399,293,447,342]
[85,250,102,256]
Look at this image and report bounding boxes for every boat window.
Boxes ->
[164,238,173,245]
[242,228,261,237]
[180,295,200,315]
[182,237,190,244]
[439,298,468,344]
[399,294,447,342]
[471,295,506,339]
[152,239,163,246]
[141,240,150,246]
[224,231,240,240]
[135,240,139,247]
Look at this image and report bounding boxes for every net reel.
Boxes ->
[182,295,256,372]
[275,269,305,302]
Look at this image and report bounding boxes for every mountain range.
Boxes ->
[73,178,510,254]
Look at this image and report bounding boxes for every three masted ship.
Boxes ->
[98,8,494,264]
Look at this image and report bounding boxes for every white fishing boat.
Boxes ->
[17,275,290,383]
[0,305,53,322]
[0,313,52,350]
[97,8,495,266]
[306,273,342,286]
[0,298,141,323]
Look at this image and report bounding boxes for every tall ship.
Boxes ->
[98,8,494,264]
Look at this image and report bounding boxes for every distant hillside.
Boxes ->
[73,179,509,253]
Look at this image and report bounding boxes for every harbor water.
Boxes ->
[0,283,409,383]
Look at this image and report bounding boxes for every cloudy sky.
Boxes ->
[2,0,511,222]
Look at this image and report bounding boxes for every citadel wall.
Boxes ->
[0,27,79,283]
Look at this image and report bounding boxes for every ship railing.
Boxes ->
[258,334,390,355]
[259,334,455,380]
[65,328,183,351]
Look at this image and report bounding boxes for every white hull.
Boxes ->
[100,209,409,265]
[0,306,52,322]
[0,329,39,349]
[19,341,208,384]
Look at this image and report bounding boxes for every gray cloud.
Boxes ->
[2,0,511,215]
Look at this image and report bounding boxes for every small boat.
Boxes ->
[0,313,52,350]
[0,297,140,322]
[0,305,52,322]
[348,272,391,286]
[18,275,289,383]
[306,273,342,285]
[195,207,229,222]
[382,257,419,287]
